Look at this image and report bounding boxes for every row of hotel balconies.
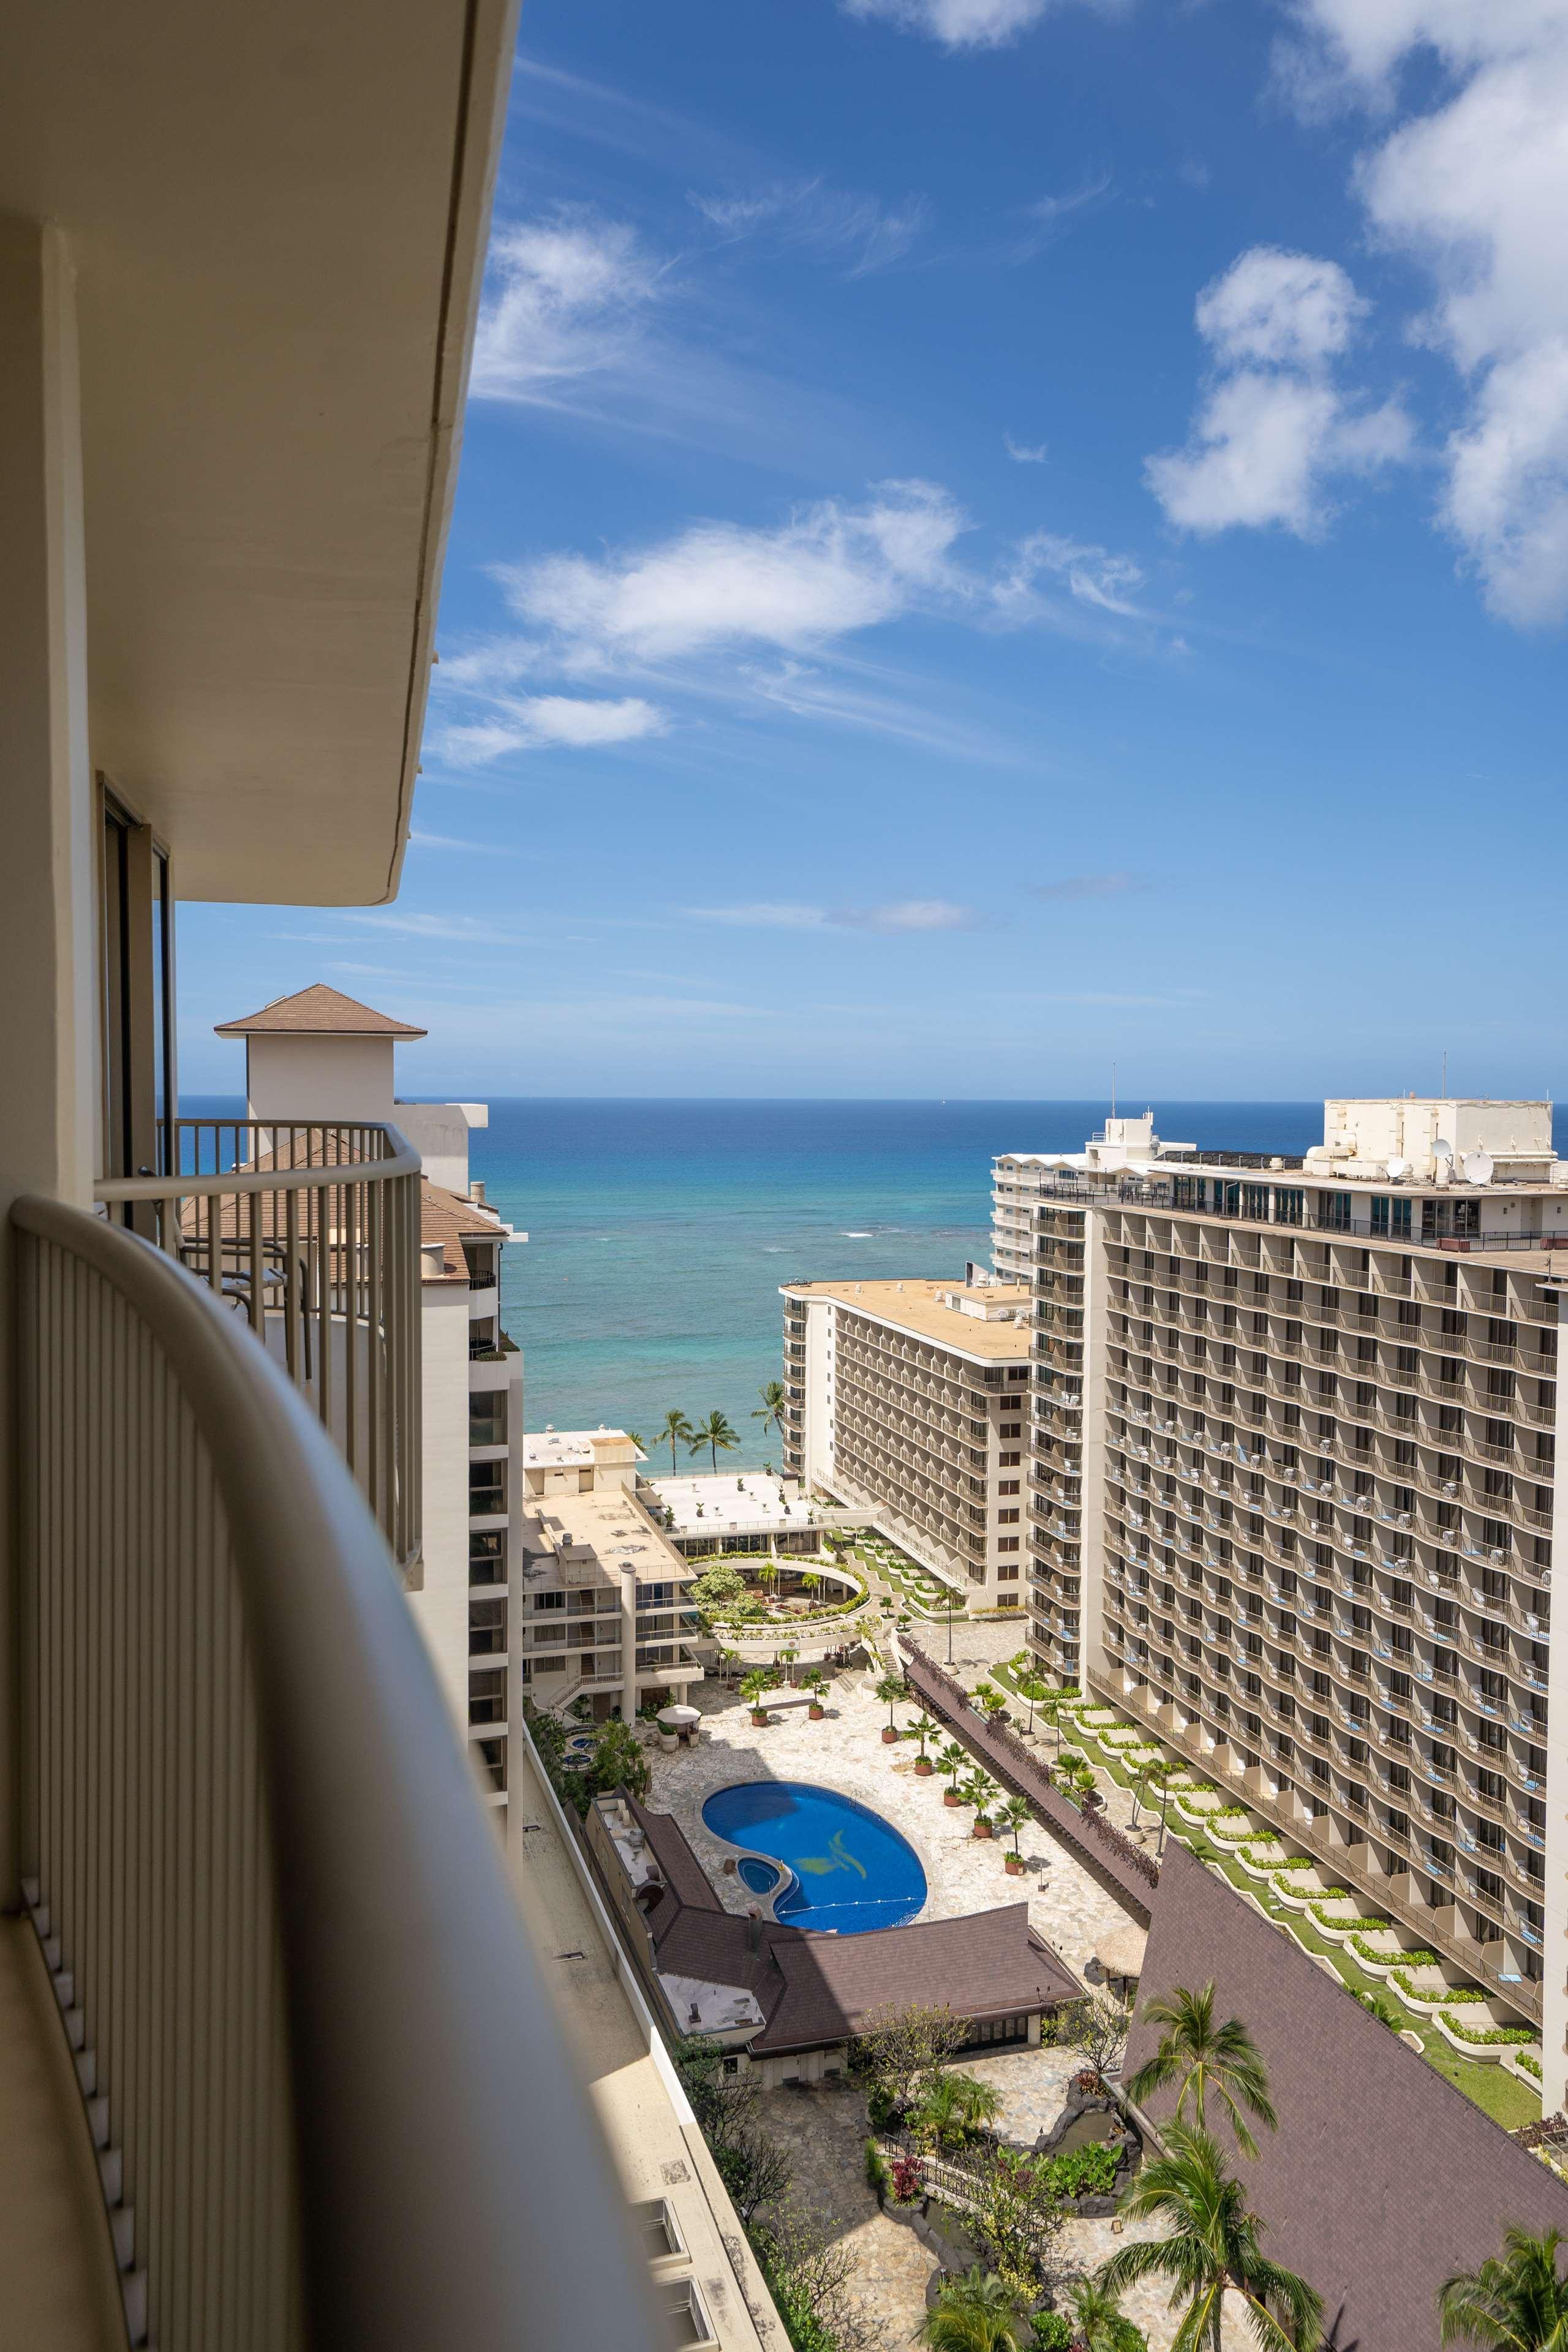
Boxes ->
[1104,1222,1555,1326]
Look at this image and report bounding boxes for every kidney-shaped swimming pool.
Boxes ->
[701,1781,927,1934]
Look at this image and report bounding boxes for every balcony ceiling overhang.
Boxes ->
[0,0,518,904]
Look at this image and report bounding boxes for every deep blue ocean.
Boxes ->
[185,1096,1566,1466]
[468,1099,1329,1468]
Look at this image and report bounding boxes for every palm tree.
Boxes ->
[657,1407,695,1475]
[1439,2226,1568,2349]
[1124,1982,1278,2160]
[920,2266,1022,2352]
[1098,2124,1321,2351]
[690,1409,739,1472]
[910,1712,937,1762]
[912,2071,1001,2152]
[940,1739,968,1793]
[752,1380,787,1442]
[964,1770,998,1824]
[624,1431,644,1453]
[877,1673,908,1733]
[1065,2277,1145,2352]
[1017,1675,1049,1735]
[998,1793,1030,1858]
[1356,1989,1404,2035]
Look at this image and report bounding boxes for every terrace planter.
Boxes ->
[1005,1852,1025,1875]
[944,1789,962,1807]
[914,1757,934,1776]
[882,1727,899,1745]
[750,1709,770,1727]
[972,1820,994,1841]
[808,1704,825,1721]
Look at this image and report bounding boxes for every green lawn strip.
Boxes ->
[1061,1714,1541,2133]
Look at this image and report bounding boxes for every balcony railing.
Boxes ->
[94,1118,421,1565]
[10,1194,659,2352]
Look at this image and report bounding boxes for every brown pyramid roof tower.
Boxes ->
[214,982,426,1039]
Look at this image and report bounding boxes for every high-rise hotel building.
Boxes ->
[997,1099,1568,2097]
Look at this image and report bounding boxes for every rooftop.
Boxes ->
[649,1475,820,1536]
[524,1429,643,1470]
[528,1490,693,1587]
[216,982,426,1038]
[783,1278,1031,1361]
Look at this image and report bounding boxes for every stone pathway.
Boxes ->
[758,2078,937,2351]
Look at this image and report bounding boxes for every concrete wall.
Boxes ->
[395,1098,485,1194]
[1544,1284,1568,2113]
[411,1281,472,1723]
[245,1032,396,1121]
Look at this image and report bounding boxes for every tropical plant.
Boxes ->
[1017,1676,1050,1733]
[1124,1983,1278,2160]
[690,1408,740,1472]
[854,2000,969,2109]
[584,1717,649,1804]
[910,2070,1002,2152]
[741,1668,781,1716]
[1063,1992,1129,2084]
[1063,2276,1147,2352]
[921,2267,1024,2352]
[912,1712,938,1761]
[751,2203,865,2352]
[624,1430,644,1452]
[1438,2226,1568,2349]
[752,1379,788,1441]
[1356,1989,1404,2034]
[998,1793,1031,1857]
[1098,2124,1322,2351]
[877,1673,909,1732]
[657,1406,695,1474]
[970,2146,1063,2301]
[940,1738,970,1790]
[965,1771,1000,1822]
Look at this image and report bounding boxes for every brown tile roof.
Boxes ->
[419,1176,504,1271]
[625,1800,1079,2059]
[214,982,426,1038]
[1129,1838,1568,2351]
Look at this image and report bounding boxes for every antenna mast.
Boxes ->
[1441,1050,1447,1100]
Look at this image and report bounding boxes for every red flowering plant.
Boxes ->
[890,2154,925,2204]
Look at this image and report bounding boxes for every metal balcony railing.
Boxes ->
[10,1196,659,2352]
[94,1118,421,1565]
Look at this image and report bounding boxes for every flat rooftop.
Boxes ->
[783,1278,1031,1361]
[649,1474,821,1536]
[524,1428,641,1470]
[529,1488,692,1586]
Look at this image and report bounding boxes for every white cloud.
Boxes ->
[1289,1,1568,624]
[1012,532,1147,614]
[408,829,513,853]
[470,211,663,401]
[440,696,669,766]
[1005,434,1049,463]
[501,481,968,662]
[841,0,1109,49]
[687,898,979,933]
[1147,246,1412,537]
[1031,872,1140,900]
[338,911,518,945]
[1194,247,1363,369]
[689,180,932,275]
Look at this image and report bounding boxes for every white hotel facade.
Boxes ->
[995,1097,1568,2106]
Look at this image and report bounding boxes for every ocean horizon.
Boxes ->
[187,1095,1567,1472]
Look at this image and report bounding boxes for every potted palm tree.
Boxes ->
[876,1673,908,1745]
[978,1684,1009,1730]
[741,1670,775,1728]
[803,1671,828,1721]
[940,1740,968,1805]
[998,1793,1030,1873]
[911,1714,938,1776]
[967,1772,998,1838]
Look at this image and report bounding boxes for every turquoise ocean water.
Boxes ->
[469,1099,1330,1469]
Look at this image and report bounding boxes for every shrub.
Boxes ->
[1030,2316,1072,2350]
[890,2154,924,2204]
[1520,2054,1544,2079]
[865,2079,899,2132]
[1438,2012,1532,2046]
[1350,1936,1431,1967]
[863,2137,888,2198]
[1045,2141,1119,2199]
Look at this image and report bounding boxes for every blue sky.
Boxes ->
[181,0,1568,1102]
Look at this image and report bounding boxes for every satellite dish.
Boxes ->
[1385,1156,1408,1180]
[1463,1150,1495,1185]
[1433,1139,1453,1159]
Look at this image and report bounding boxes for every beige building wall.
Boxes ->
[243,1031,398,1121]
[417,1279,474,1723]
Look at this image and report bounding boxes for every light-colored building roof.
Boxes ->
[524,1430,641,1469]
[530,1490,692,1586]
[216,982,426,1038]
[782,1278,1031,1361]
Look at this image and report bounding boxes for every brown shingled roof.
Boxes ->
[625,1799,1079,2059]
[214,982,426,1038]
[1129,1838,1568,2352]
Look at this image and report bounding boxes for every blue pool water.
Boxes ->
[703,1782,927,1934]
[737,1856,782,1896]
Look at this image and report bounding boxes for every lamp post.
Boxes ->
[1156,1775,1170,1858]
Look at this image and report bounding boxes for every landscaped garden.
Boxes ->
[689,1554,872,1634]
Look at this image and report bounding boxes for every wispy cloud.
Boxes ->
[337,911,518,946]
[690,179,933,276]
[409,829,514,853]
[1006,174,1114,263]
[997,531,1148,620]
[1147,246,1412,538]
[439,695,669,766]
[842,0,1120,52]
[1031,872,1142,900]
[470,211,666,402]
[1004,434,1049,464]
[686,898,980,933]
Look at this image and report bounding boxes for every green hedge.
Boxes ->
[1438,2011,1533,2046]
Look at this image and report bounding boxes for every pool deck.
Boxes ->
[644,1672,1140,1987]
